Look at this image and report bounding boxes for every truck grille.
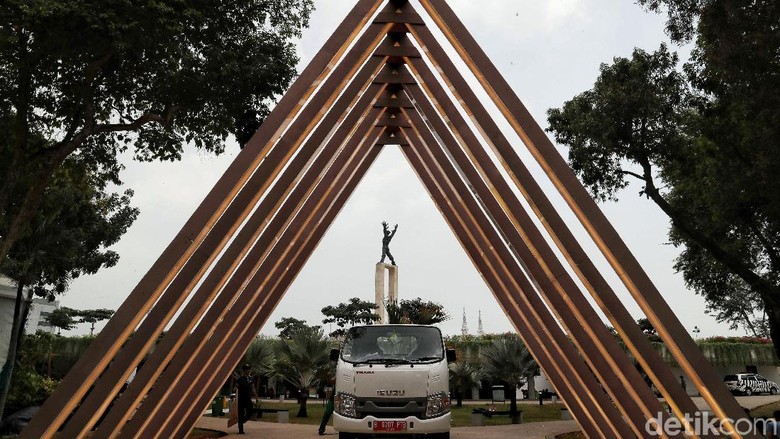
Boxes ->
[355,397,427,419]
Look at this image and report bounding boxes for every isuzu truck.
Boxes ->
[331,324,455,439]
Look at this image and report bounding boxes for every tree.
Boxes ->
[0,0,314,271]
[46,308,78,335]
[75,309,115,335]
[546,0,780,351]
[237,336,277,398]
[448,360,481,408]
[269,328,331,417]
[385,298,449,325]
[244,336,276,373]
[274,317,320,340]
[636,318,657,336]
[0,158,136,419]
[480,335,537,417]
[321,298,379,338]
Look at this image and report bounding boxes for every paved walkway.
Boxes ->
[194,396,780,438]
[194,416,579,439]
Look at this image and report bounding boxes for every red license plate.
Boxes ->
[373,421,407,432]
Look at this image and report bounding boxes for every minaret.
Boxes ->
[461,307,469,336]
[477,310,484,335]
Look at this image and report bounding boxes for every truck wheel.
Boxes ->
[744,388,753,396]
[771,387,778,395]
[429,433,450,439]
[338,433,352,439]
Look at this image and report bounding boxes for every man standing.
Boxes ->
[234,364,258,434]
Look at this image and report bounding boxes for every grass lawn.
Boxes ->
[207,401,569,428]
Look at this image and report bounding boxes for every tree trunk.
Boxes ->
[526,373,536,400]
[509,386,518,415]
[455,388,462,408]
[297,393,308,417]
[767,303,780,360]
[0,135,85,272]
[640,167,780,351]
[0,282,27,420]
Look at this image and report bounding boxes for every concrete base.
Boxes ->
[375,262,398,323]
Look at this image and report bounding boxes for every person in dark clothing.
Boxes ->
[234,364,258,434]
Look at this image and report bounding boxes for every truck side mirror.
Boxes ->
[446,349,456,362]
[330,348,340,361]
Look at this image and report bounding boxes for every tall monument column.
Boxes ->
[376,221,399,323]
[375,263,398,323]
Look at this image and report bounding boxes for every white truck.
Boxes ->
[331,324,455,439]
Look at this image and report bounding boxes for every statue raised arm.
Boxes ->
[380,221,398,265]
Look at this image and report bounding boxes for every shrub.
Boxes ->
[6,367,59,414]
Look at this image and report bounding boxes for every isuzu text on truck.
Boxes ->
[331,324,455,439]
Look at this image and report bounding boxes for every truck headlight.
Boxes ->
[426,391,450,418]
[335,392,357,418]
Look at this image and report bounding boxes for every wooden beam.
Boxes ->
[112,87,388,439]
[402,60,680,435]
[397,127,610,438]
[20,2,389,436]
[417,1,749,434]
[405,22,704,435]
[163,126,385,438]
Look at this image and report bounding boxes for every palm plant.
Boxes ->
[480,335,537,415]
[235,336,277,397]
[448,360,481,407]
[269,327,331,417]
[242,336,277,373]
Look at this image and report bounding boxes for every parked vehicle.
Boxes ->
[331,325,455,439]
[724,373,779,396]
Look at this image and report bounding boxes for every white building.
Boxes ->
[0,277,59,366]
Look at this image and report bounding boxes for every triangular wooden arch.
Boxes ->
[23,1,753,438]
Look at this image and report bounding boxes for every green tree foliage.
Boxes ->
[321,298,379,338]
[268,328,331,418]
[5,367,59,416]
[239,335,277,393]
[480,335,537,415]
[547,0,780,349]
[385,298,449,325]
[46,307,78,334]
[448,360,481,408]
[274,317,320,340]
[5,332,62,415]
[75,308,115,335]
[0,157,135,419]
[0,0,314,270]
[1,158,138,297]
[636,318,657,336]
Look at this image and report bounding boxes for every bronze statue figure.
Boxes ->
[380,221,398,265]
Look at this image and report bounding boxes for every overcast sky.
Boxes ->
[62,0,738,340]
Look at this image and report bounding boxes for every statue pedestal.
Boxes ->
[375,263,398,323]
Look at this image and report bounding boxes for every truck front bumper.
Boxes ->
[334,412,451,435]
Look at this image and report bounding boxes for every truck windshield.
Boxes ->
[341,326,444,364]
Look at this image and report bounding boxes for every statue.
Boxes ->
[380,221,398,265]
